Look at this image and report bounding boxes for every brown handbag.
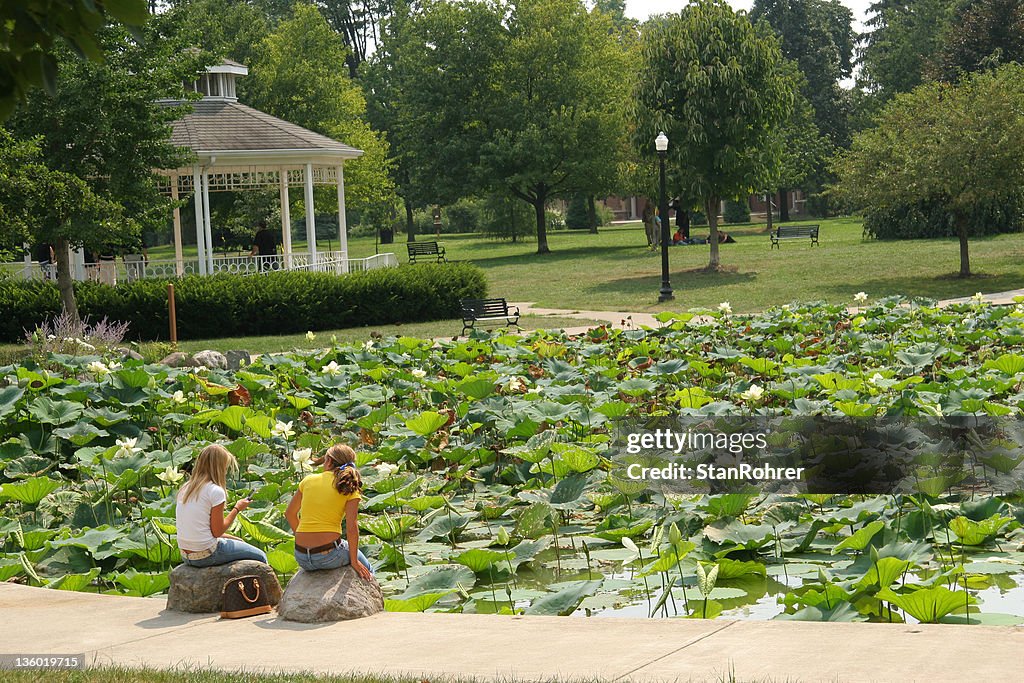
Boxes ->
[220,575,272,619]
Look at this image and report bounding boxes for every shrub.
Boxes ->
[863,195,1024,240]
[0,264,487,343]
[566,194,589,229]
[723,199,751,224]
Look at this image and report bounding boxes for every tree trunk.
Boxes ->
[680,210,690,240]
[54,237,79,321]
[587,195,598,234]
[778,188,789,222]
[957,216,971,277]
[405,199,416,242]
[706,196,721,271]
[533,186,550,254]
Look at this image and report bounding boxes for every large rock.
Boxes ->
[192,349,228,370]
[167,560,282,613]
[225,350,251,370]
[159,351,197,368]
[277,567,384,622]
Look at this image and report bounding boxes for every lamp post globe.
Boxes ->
[655,132,673,302]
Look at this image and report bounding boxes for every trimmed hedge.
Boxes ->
[0,263,487,343]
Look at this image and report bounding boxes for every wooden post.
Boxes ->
[168,283,178,345]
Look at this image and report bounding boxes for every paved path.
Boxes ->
[2,583,1022,682]
[514,288,1024,336]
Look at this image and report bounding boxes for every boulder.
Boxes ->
[225,350,251,370]
[277,567,384,622]
[167,560,282,613]
[192,349,228,370]
[159,352,197,368]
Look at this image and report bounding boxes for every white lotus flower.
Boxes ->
[718,302,732,315]
[321,360,342,376]
[972,292,985,303]
[114,437,140,459]
[506,376,528,393]
[375,462,399,478]
[171,390,187,404]
[306,331,316,341]
[272,420,295,440]
[869,373,885,385]
[363,341,375,351]
[86,361,110,377]
[292,447,313,472]
[411,368,427,379]
[739,384,764,402]
[854,292,868,303]
[156,466,184,484]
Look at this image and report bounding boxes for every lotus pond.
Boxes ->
[4,296,1024,624]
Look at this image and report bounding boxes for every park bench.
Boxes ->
[407,241,447,263]
[460,298,520,336]
[770,224,819,248]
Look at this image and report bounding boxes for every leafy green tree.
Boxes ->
[245,4,394,220]
[860,0,955,98]
[635,1,795,269]
[931,0,1024,81]
[832,65,1024,277]
[386,0,631,254]
[315,0,396,78]
[0,130,124,318]
[751,0,853,146]
[0,0,151,119]
[7,19,201,317]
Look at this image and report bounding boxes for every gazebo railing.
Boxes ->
[0,251,398,283]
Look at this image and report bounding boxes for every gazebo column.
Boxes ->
[202,169,214,274]
[71,247,85,281]
[336,163,349,274]
[192,165,207,276]
[279,168,293,270]
[171,175,184,277]
[304,162,317,266]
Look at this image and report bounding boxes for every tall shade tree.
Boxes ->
[859,0,955,98]
[832,66,1024,278]
[245,4,393,218]
[0,130,123,320]
[931,0,1024,81]
[0,0,151,119]
[6,19,202,318]
[750,0,853,147]
[635,1,794,270]
[388,0,631,254]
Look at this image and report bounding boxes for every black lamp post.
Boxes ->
[656,131,673,302]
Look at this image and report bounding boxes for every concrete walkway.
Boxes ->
[514,288,1024,336]
[2,583,1022,682]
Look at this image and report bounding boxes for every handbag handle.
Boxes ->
[237,578,262,604]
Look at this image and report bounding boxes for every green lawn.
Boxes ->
[149,218,1024,314]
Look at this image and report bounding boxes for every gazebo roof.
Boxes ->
[166,98,363,167]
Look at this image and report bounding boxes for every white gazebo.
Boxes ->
[5,59,396,284]
[142,59,396,278]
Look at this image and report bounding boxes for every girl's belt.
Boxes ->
[180,546,216,560]
[295,540,341,554]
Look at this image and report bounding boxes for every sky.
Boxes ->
[625,1,874,32]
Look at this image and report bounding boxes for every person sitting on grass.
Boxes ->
[176,444,268,567]
[672,228,685,245]
[285,444,374,580]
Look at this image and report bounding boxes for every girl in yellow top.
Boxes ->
[285,444,373,580]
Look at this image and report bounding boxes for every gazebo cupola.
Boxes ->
[185,59,248,101]
[150,58,375,279]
